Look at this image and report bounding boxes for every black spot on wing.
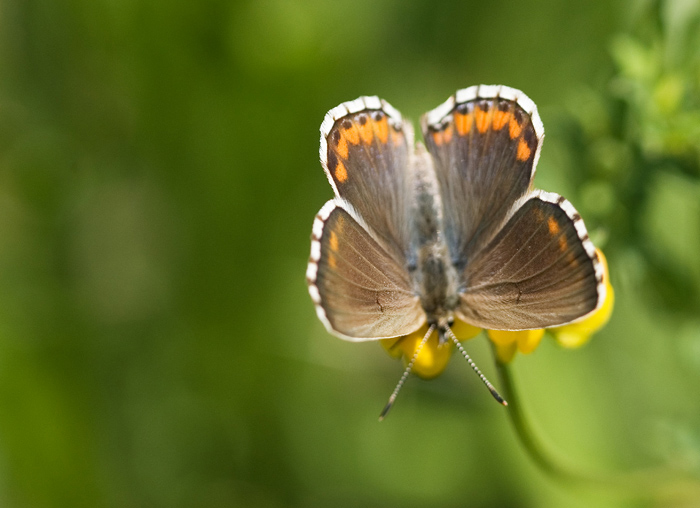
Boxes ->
[327,150,338,172]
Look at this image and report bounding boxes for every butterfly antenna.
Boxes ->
[379,324,435,421]
[444,326,508,406]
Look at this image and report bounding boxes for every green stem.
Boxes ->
[494,351,700,499]
[496,356,598,485]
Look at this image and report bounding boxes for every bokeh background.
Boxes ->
[1,0,699,506]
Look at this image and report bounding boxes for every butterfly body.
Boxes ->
[307,86,605,343]
[408,145,460,335]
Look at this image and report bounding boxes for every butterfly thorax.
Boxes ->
[410,145,460,328]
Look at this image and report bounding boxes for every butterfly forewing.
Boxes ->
[422,85,543,268]
[457,192,605,330]
[321,97,414,259]
[307,201,425,341]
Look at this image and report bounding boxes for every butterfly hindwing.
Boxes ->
[457,192,605,330]
[306,200,425,341]
[321,97,414,258]
[422,85,544,268]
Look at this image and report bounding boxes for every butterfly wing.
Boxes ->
[321,97,414,259]
[456,192,605,329]
[310,98,425,340]
[422,85,543,267]
[307,200,425,340]
[422,86,604,329]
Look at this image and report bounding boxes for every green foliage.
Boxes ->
[564,0,700,317]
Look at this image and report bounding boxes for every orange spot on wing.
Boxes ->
[455,112,472,135]
[552,219,578,265]
[492,110,511,130]
[343,124,360,145]
[475,107,491,133]
[359,120,374,144]
[547,216,560,235]
[329,231,339,251]
[432,130,443,146]
[558,235,568,253]
[442,124,453,144]
[516,139,531,161]
[336,136,348,159]
[509,118,522,139]
[328,220,344,268]
[374,116,389,143]
[335,160,348,182]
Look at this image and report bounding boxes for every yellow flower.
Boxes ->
[380,320,481,379]
[549,248,615,348]
[487,329,546,363]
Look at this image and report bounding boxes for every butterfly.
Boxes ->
[306,85,606,411]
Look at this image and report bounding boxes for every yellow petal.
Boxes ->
[487,329,545,359]
[494,341,518,363]
[487,329,519,347]
[398,325,453,379]
[379,325,452,379]
[516,329,546,354]
[380,319,482,378]
[450,319,482,341]
[380,336,404,359]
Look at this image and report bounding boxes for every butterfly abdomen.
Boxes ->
[415,242,460,325]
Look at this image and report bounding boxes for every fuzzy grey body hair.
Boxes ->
[409,143,459,328]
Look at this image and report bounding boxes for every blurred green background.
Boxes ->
[1,0,699,506]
